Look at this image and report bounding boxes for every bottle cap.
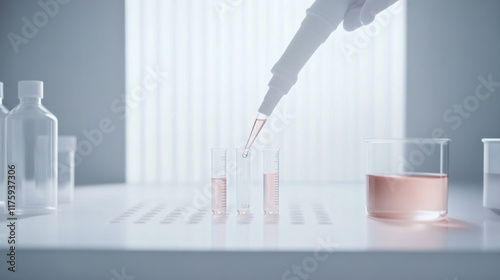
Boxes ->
[58,136,77,152]
[18,80,43,98]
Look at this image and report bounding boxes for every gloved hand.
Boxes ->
[343,0,399,31]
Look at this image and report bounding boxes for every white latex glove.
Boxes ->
[343,0,399,31]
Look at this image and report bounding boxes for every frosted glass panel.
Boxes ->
[125,0,406,183]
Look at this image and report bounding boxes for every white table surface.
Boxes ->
[1,182,499,279]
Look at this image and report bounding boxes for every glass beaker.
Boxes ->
[365,138,450,221]
[482,139,500,211]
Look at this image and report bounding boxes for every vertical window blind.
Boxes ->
[125,0,406,184]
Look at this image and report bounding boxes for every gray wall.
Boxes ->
[407,0,500,184]
[2,0,499,185]
[0,0,125,185]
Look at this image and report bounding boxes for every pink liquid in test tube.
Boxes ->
[264,173,279,214]
[212,178,227,215]
[367,173,448,221]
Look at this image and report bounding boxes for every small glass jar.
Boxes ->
[482,139,500,211]
[58,136,77,203]
[365,138,450,221]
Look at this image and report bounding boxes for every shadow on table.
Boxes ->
[0,212,55,222]
[489,208,500,215]
[366,217,477,250]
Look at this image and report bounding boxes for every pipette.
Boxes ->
[242,0,352,157]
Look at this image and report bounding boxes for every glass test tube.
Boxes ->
[263,149,279,214]
[236,148,251,214]
[211,149,227,215]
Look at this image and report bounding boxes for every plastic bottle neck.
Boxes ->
[20,97,42,105]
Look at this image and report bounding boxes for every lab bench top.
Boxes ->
[1,183,499,280]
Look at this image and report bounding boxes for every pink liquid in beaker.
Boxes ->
[367,173,448,221]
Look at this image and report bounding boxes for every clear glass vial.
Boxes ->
[365,138,450,222]
[0,82,9,214]
[211,149,227,215]
[6,81,58,215]
[236,148,251,214]
[263,149,279,215]
[58,136,77,203]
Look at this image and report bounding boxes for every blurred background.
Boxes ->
[0,0,499,186]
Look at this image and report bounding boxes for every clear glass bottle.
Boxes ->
[0,82,10,214]
[6,81,58,215]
